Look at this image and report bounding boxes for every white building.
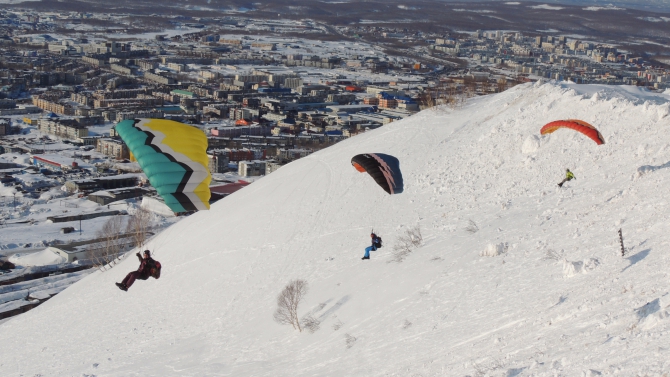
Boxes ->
[238,160,266,176]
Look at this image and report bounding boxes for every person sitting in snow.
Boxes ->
[362,233,382,260]
[558,168,575,188]
[116,250,155,291]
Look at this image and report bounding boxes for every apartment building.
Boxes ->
[71,93,92,106]
[238,160,266,176]
[38,119,89,139]
[32,97,74,115]
[207,151,230,174]
[93,95,161,109]
[97,138,129,159]
[167,63,186,72]
[93,89,147,100]
[110,64,133,75]
[137,60,158,70]
[144,71,175,85]
[284,77,303,89]
[229,107,260,121]
[115,110,163,122]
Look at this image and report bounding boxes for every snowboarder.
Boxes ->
[558,169,575,188]
[362,233,382,260]
[116,250,156,291]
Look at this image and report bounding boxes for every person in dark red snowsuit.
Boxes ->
[116,250,154,291]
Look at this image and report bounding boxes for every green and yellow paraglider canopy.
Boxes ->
[115,118,211,213]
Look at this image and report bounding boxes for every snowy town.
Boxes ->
[1,7,670,321]
[0,4,669,372]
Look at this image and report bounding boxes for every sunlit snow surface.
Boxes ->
[8,247,66,266]
[1,81,670,376]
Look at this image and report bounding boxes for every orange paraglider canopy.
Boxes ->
[352,161,367,172]
[540,119,605,145]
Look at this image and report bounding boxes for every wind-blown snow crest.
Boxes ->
[1,81,670,376]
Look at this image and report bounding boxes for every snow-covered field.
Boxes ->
[1,81,670,376]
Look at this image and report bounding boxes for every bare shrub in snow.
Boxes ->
[392,225,423,262]
[301,314,321,333]
[86,215,126,270]
[422,81,450,110]
[418,91,435,110]
[543,249,562,261]
[471,358,505,377]
[344,333,357,349]
[273,279,308,332]
[126,206,152,248]
[465,219,479,234]
[420,81,468,111]
[402,319,412,329]
[332,318,343,331]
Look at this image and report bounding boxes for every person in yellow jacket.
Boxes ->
[558,169,575,188]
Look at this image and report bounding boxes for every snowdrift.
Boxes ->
[8,247,67,267]
[1,81,670,376]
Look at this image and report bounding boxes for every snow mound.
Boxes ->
[635,296,670,331]
[140,196,175,217]
[8,247,67,267]
[562,257,599,277]
[480,242,506,257]
[521,135,540,154]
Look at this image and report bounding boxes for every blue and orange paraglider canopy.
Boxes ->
[540,119,605,145]
[351,153,404,195]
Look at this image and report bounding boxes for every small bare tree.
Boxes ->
[421,80,458,111]
[497,77,508,93]
[126,206,152,249]
[392,225,423,262]
[418,91,435,110]
[301,314,321,333]
[543,249,562,261]
[465,78,478,99]
[465,219,479,234]
[86,215,126,270]
[273,279,309,332]
[344,333,357,349]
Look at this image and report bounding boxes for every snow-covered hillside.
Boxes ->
[2,81,670,376]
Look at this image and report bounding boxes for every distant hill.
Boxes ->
[4,0,668,55]
[439,0,670,12]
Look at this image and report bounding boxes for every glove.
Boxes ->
[136,252,141,257]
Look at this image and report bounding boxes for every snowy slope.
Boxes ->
[2,81,670,376]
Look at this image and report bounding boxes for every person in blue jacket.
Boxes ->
[362,233,381,260]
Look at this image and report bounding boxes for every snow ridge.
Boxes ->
[1,81,670,376]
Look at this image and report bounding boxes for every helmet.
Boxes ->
[143,250,151,256]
